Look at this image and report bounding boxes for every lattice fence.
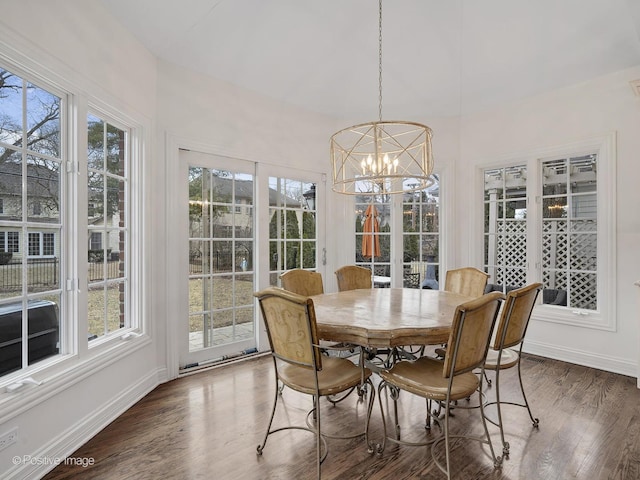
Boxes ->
[542,219,596,310]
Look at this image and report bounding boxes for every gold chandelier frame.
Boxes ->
[330,0,434,195]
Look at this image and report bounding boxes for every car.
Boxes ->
[0,300,59,376]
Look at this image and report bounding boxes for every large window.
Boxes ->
[482,136,615,330]
[0,63,141,380]
[86,113,129,340]
[0,67,63,377]
[354,175,440,288]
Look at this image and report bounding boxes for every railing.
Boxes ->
[189,252,252,274]
[0,258,121,292]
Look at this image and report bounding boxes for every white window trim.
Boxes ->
[476,132,616,331]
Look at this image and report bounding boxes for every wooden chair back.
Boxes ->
[492,283,542,350]
[443,291,504,377]
[444,267,490,298]
[335,265,372,291]
[255,287,322,370]
[280,269,324,296]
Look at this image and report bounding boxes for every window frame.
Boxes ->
[0,53,148,401]
[477,133,616,331]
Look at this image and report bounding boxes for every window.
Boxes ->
[402,177,440,288]
[354,175,440,288]
[0,66,63,376]
[482,135,615,329]
[0,62,142,381]
[27,231,55,257]
[355,193,391,285]
[86,113,129,340]
[541,155,597,310]
[484,165,528,290]
[0,231,19,253]
[268,177,317,285]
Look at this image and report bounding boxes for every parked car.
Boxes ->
[0,300,59,376]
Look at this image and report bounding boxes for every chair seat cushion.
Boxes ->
[280,356,371,396]
[379,357,479,401]
[484,347,519,370]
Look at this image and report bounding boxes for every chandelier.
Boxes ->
[330,0,434,195]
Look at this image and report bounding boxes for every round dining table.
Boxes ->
[311,288,472,349]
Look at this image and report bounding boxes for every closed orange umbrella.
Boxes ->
[362,204,381,258]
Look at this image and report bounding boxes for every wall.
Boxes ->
[0,1,161,479]
[457,66,640,377]
[0,1,638,478]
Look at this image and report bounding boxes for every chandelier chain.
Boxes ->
[378,0,383,122]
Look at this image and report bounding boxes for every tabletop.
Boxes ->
[311,288,472,348]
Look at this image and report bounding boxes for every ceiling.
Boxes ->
[97,0,640,121]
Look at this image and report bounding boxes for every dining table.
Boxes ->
[311,287,473,349]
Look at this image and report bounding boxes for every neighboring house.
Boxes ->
[0,161,60,260]
[0,160,122,261]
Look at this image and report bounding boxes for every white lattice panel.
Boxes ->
[571,272,597,310]
[571,219,596,232]
[571,234,597,270]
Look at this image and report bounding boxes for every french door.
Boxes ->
[179,150,256,368]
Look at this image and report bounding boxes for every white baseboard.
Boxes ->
[524,340,638,379]
[6,368,162,480]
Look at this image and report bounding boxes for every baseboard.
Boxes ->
[6,368,162,480]
[524,340,637,379]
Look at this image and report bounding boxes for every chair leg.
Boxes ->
[479,378,503,469]
[257,377,280,455]
[517,359,539,428]
[314,395,322,480]
[494,368,509,456]
[444,400,452,480]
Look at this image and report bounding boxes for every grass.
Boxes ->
[188,276,254,332]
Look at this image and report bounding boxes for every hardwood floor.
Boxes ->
[43,352,640,480]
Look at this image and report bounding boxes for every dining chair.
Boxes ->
[280,269,324,296]
[376,291,505,480]
[280,268,358,397]
[483,282,542,456]
[255,287,375,479]
[435,267,491,359]
[444,267,490,298]
[335,265,372,291]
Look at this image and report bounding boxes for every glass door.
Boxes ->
[180,150,255,368]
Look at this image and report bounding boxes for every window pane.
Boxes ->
[401,175,440,288]
[106,123,126,175]
[541,155,597,310]
[26,82,60,157]
[0,70,23,147]
[0,149,23,218]
[87,115,104,170]
[484,165,528,290]
[27,155,61,223]
[268,177,317,285]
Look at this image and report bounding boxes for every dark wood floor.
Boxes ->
[43,352,640,480]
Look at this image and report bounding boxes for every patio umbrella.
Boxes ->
[362,204,381,258]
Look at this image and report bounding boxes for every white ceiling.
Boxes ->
[97,0,640,121]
